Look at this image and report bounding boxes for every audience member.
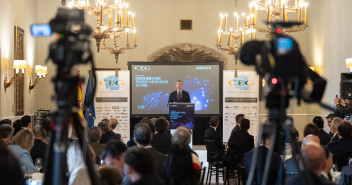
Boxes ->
[164,143,198,185]
[99,121,121,144]
[127,117,154,147]
[231,114,245,133]
[286,142,335,185]
[204,116,225,155]
[227,118,254,162]
[243,131,282,185]
[326,114,334,136]
[303,123,319,137]
[0,119,12,126]
[321,146,333,181]
[0,140,25,185]
[30,125,47,162]
[0,124,14,145]
[312,116,331,145]
[133,123,165,179]
[12,119,22,136]
[8,129,38,173]
[110,118,122,141]
[67,140,95,185]
[330,117,343,143]
[98,166,122,185]
[100,141,128,181]
[328,122,352,155]
[88,126,105,162]
[334,98,352,116]
[151,117,172,154]
[124,147,164,185]
[172,126,201,170]
[21,115,32,129]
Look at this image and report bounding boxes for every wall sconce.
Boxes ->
[346,58,352,72]
[4,60,27,92]
[29,65,47,92]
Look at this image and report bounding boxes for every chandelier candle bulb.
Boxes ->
[219,32,223,45]
[283,4,285,22]
[87,0,89,6]
[219,14,223,30]
[115,4,118,25]
[304,3,308,24]
[121,6,124,27]
[254,5,257,25]
[132,13,135,28]
[125,3,129,27]
[126,32,129,46]
[133,29,136,45]
[109,10,112,27]
[128,12,131,28]
[225,14,228,30]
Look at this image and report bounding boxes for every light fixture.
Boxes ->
[346,58,352,72]
[4,60,27,92]
[250,0,309,37]
[29,65,47,92]
[68,0,137,76]
[216,0,255,77]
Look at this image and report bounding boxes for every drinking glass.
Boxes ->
[35,158,43,172]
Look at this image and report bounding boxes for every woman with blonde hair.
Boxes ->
[8,128,38,173]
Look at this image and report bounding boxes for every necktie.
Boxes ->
[178,91,181,102]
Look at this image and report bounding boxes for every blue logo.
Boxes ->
[232,75,254,90]
[104,75,119,90]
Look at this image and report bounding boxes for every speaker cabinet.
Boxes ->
[341,73,352,99]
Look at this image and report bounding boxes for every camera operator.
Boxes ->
[334,98,352,119]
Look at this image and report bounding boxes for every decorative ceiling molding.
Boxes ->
[147,43,227,64]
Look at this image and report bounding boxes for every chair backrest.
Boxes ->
[225,141,240,166]
[205,140,222,162]
[199,167,206,185]
[344,174,352,185]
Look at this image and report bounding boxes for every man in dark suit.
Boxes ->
[204,116,225,155]
[328,122,352,155]
[168,80,191,103]
[312,116,331,145]
[133,122,166,179]
[329,117,343,143]
[231,114,245,134]
[243,132,282,185]
[88,126,105,159]
[227,118,254,161]
[98,121,121,144]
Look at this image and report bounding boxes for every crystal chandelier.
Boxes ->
[216,0,255,77]
[67,0,137,76]
[250,0,308,37]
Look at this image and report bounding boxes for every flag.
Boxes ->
[77,71,84,120]
[84,71,96,128]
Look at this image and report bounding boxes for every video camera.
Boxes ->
[239,22,326,107]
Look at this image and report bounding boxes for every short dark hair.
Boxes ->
[235,114,245,124]
[176,80,183,84]
[338,122,352,138]
[0,125,14,138]
[0,119,12,126]
[155,117,169,133]
[209,116,219,127]
[240,119,250,130]
[124,147,154,175]
[133,123,152,145]
[303,123,319,137]
[326,114,334,120]
[21,115,31,127]
[98,121,109,133]
[140,117,155,134]
[12,119,22,136]
[98,166,122,185]
[312,116,324,128]
[100,141,127,160]
[88,126,101,142]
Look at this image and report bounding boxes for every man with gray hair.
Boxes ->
[88,126,105,159]
[329,117,343,143]
[172,126,200,167]
[98,121,121,144]
[0,124,14,145]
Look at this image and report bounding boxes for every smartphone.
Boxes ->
[31,24,52,37]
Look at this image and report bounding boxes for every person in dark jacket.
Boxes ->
[151,117,172,154]
[98,121,121,144]
[30,125,47,162]
[204,116,225,155]
[312,116,331,145]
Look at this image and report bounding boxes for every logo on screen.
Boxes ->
[134,66,151,71]
[196,66,212,70]
[228,75,254,90]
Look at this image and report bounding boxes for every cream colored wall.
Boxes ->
[1,0,349,139]
[0,0,37,119]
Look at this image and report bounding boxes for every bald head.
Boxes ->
[301,142,325,176]
[302,134,320,148]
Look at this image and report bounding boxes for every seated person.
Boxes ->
[8,129,38,173]
[329,117,343,143]
[124,147,164,185]
[243,131,282,185]
[97,166,123,185]
[30,125,47,162]
[328,122,352,169]
[204,116,225,158]
[0,124,14,145]
[151,117,172,154]
[227,118,254,163]
[312,116,331,145]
